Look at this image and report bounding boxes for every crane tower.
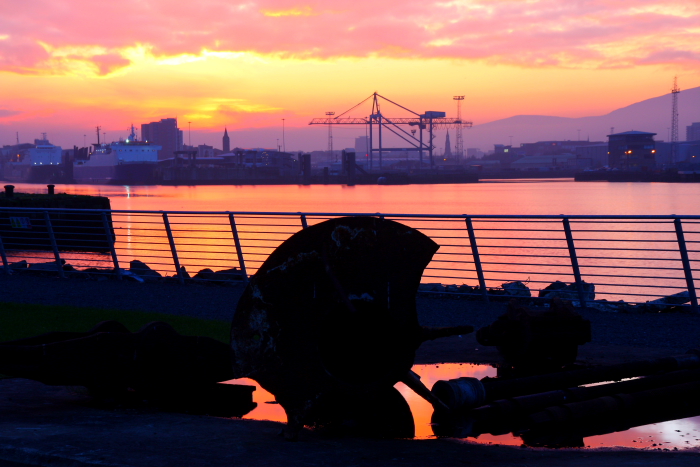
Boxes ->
[453,96,465,161]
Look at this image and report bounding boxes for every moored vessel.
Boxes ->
[73,125,161,185]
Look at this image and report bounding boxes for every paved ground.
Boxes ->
[0,274,698,466]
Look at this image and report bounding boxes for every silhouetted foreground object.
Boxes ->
[231,216,473,439]
[0,321,256,417]
[432,354,700,448]
[476,299,591,376]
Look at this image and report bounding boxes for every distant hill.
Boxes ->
[466,86,700,152]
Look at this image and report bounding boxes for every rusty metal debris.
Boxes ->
[231,216,472,439]
[431,349,700,446]
[476,299,591,376]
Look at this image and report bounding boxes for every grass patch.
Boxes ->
[0,302,230,344]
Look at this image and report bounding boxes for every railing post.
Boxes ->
[44,211,65,278]
[228,213,249,283]
[562,217,587,308]
[300,213,308,229]
[0,233,9,275]
[162,212,185,284]
[102,212,121,280]
[673,218,698,313]
[465,217,489,302]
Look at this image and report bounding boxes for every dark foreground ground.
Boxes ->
[0,274,699,466]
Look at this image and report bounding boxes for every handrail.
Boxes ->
[0,207,697,313]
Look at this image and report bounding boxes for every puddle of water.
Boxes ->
[225,363,700,449]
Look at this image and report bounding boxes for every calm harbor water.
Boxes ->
[7,178,700,215]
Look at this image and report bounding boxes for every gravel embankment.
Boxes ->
[1,274,698,364]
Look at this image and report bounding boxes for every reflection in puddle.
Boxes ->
[227,363,700,450]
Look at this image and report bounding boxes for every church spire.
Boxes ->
[223,127,230,153]
[444,130,452,158]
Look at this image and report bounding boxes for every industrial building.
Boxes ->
[607,131,657,170]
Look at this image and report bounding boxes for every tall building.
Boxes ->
[354,136,369,158]
[444,131,452,158]
[223,128,230,153]
[687,122,700,142]
[141,118,183,160]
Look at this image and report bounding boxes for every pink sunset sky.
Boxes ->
[0,0,698,150]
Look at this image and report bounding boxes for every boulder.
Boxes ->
[214,267,244,281]
[9,260,27,270]
[418,283,445,293]
[129,260,162,281]
[647,291,690,308]
[540,281,595,302]
[501,281,531,298]
[193,268,217,281]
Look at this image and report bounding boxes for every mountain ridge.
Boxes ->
[468,86,700,149]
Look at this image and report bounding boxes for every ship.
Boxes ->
[0,135,66,183]
[73,125,161,185]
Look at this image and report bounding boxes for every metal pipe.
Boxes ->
[228,213,248,283]
[162,212,185,284]
[465,217,489,302]
[674,218,698,313]
[562,217,587,308]
[43,211,65,278]
[101,212,121,280]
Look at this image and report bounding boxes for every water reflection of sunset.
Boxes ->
[227,363,700,450]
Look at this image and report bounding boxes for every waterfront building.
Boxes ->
[466,148,484,158]
[141,118,183,160]
[519,140,603,157]
[607,131,656,170]
[510,154,578,171]
[223,128,230,153]
[687,122,700,142]
[574,143,608,168]
[197,144,215,158]
[354,136,369,158]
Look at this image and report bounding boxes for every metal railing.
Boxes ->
[0,207,698,312]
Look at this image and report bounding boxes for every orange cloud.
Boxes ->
[0,0,697,75]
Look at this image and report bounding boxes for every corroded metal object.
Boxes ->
[231,216,446,438]
[476,299,591,376]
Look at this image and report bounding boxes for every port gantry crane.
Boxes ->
[309,92,472,170]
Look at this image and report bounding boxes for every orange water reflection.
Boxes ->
[226,363,700,450]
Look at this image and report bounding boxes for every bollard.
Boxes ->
[3,185,14,198]
[47,184,55,195]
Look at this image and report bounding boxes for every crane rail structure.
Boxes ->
[309,92,472,170]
